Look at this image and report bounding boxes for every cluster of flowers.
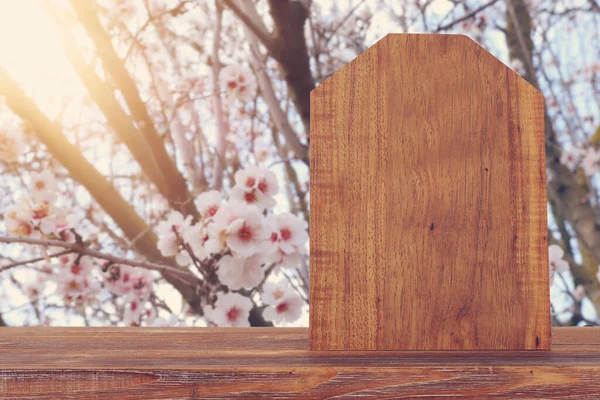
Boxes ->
[104,263,158,325]
[156,166,308,327]
[46,254,161,326]
[4,171,77,239]
[2,171,163,325]
[2,163,306,326]
[560,146,600,176]
[204,280,304,327]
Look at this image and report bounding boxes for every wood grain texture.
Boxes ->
[0,328,598,399]
[310,34,549,351]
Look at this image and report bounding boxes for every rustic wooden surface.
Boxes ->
[310,34,548,351]
[0,327,598,399]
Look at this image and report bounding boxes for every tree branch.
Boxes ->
[504,0,600,315]
[219,0,274,50]
[68,0,198,219]
[0,67,204,313]
[45,5,170,199]
[267,0,314,133]
[0,236,192,278]
[210,1,227,190]
[435,0,500,32]
[241,1,308,164]
[0,249,73,273]
[221,0,315,134]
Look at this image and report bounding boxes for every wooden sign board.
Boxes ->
[310,34,549,351]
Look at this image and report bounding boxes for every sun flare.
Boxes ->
[0,1,85,118]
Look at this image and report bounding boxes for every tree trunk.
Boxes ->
[505,0,600,317]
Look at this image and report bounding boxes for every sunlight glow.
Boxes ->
[0,0,85,118]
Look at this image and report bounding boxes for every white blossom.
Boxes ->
[217,254,264,291]
[510,59,526,75]
[208,201,270,257]
[231,166,279,209]
[203,292,253,327]
[157,233,179,257]
[262,280,303,324]
[122,294,144,326]
[3,194,77,238]
[53,255,100,305]
[105,264,155,300]
[156,211,192,263]
[195,190,222,220]
[560,147,586,171]
[219,65,257,102]
[149,314,181,327]
[581,148,600,176]
[29,171,57,203]
[267,212,308,269]
[549,244,569,284]
[182,223,208,259]
[261,280,291,305]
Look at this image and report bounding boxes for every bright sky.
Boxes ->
[0,1,88,118]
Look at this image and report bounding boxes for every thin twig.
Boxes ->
[0,236,191,277]
[210,1,227,190]
[0,250,73,273]
[218,0,274,50]
[435,0,500,32]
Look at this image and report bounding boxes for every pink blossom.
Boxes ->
[29,171,57,203]
[203,292,253,327]
[261,280,291,305]
[195,190,222,220]
[217,254,265,291]
[5,215,34,237]
[182,223,208,260]
[231,166,279,209]
[156,211,192,264]
[560,147,586,171]
[219,65,257,102]
[123,294,144,326]
[267,212,308,269]
[53,255,99,305]
[208,201,270,257]
[224,207,270,257]
[261,281,303,324]
[105,264,155,300]
[549,244,569,284]
[3,192,77,238]
[581,148,600,176]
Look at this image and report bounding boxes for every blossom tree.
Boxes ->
[0,0,311,327]
[1,0,600,327]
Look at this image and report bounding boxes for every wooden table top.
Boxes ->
[0,327,599,398]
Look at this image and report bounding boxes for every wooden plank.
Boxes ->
[0,328,598,399]
[310,34,549,351]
